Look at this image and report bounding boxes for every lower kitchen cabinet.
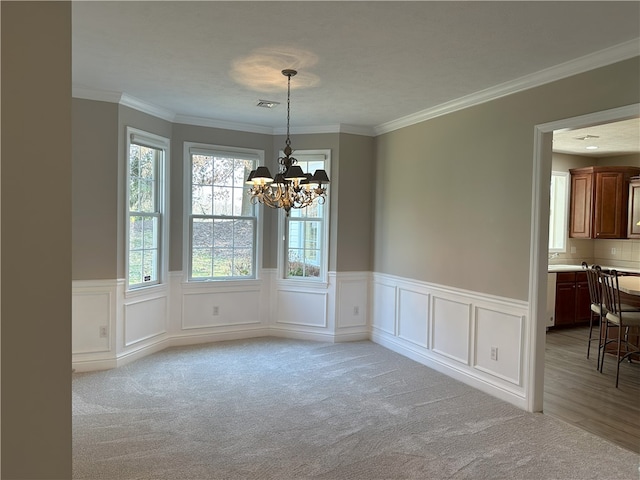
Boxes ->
[554,271,590,327]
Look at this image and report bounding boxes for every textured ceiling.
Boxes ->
[553,117,640,157]
[72,1,640,145]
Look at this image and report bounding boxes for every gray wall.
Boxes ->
[598,152,640,167]
[2,2,72,477]
[553,152,639,171]
[374,57,640,301]
[73,99,118,279]
[336,134,375,272]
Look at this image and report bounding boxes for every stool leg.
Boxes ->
[600,319,609,373]
[587,311,594,359]
[615,323,622,388]
[596,314,603,369]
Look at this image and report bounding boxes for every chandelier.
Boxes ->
[246,69,329,216]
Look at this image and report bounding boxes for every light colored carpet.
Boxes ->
[73,338,639,479]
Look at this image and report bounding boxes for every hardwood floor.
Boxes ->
[544,326,640,453]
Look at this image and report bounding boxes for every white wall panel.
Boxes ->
[124,296,167,346]
[474,307,524,385]
[398,288,429,347]
[276,290,327,327]
[372,282,396,335]
[431,296,472,364]
[182,290,261,329]
[337,279,368,328]
[72,292,111,354]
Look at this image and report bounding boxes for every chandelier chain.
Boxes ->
[285,72,291,149]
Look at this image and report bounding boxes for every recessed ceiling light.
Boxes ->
[257,100,279,108]
[586,145,599,150]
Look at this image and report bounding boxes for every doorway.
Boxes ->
[530,103,640,450]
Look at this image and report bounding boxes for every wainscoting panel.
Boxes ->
[371,281,396,336]
[276,289,328,328]
[72,290,112,354]
[431,296,472,365]
[182,289,261,330]
[397,288,430,348]
[474,306,524,385]
[336,275,369,329]
[72,280,120,359]
[370,272,529,409]
[124,296,167,347]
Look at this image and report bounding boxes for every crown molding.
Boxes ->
[72,86,176,122]
[174,114,274,135]
[72,86,123,104]
[338,124,376,137]
[374,38,640,136]
[119,93,176,122]
[273,124,375,137]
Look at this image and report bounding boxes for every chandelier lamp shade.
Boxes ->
[246,69,330,216]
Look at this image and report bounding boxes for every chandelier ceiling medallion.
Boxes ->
[246,69,329,216]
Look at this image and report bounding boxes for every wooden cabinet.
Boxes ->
[554,271,590,327]
[569,166,640,239]
[569,171,593,238]
[628,176,640,239]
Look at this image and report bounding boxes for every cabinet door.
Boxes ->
[569,172,592,238]
[628,179,640,239]
[576,281,592,324]
[555,282,577,326]
[593,172,625,238]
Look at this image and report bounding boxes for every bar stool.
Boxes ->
[599,269,640,388]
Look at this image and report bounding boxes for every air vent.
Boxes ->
[257,100,279,109]
[574,134,600,141]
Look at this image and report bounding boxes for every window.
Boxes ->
[185,143,261,280]
[549,171,569,252]
[283,151,330,281]
[126,128,169,289]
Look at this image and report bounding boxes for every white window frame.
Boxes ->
[549,170,570,253]
[278,149,331,284]
[125,127,170,291]
[183,142,263,282]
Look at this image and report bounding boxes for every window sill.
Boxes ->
[182,278,264,290]
[276,278,329,290]
[125,283,168,299]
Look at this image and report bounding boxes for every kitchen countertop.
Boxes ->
[617,275,640,296]
[548,264,640,275]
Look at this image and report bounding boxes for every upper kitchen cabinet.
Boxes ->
[569,166,640,239]
[628,176,640,239]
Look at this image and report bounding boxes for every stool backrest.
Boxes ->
[600,269,622,318]
[582,262,602,308]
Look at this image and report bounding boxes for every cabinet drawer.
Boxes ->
[557,272,577,283]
